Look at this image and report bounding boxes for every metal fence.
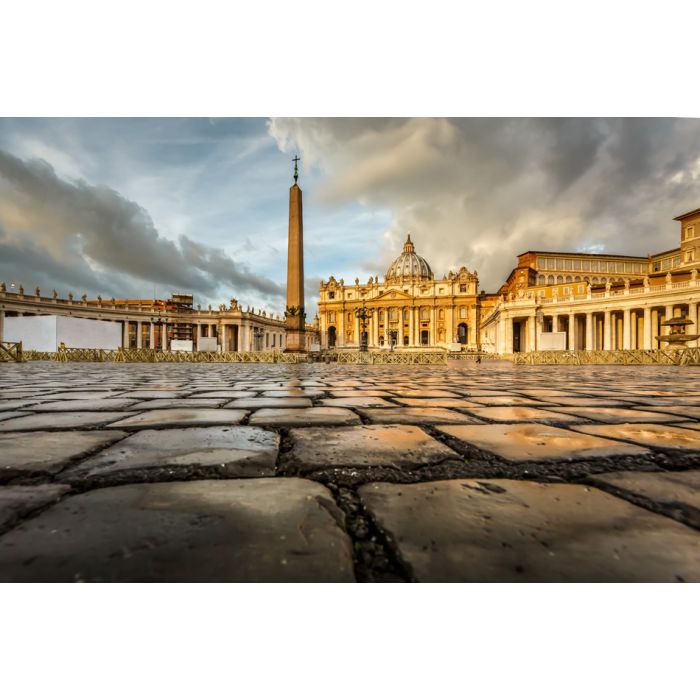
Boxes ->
[0,341,23,362]
[512,349,700,365]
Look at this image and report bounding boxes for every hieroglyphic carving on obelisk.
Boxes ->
[284,156,306,352]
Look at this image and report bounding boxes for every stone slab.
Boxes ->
[0,412,31,424]
[0,484,70,532]
[0,431,127,481]
[319,397,396,408]
[394,398,484,409]
[573,423,700,451]
[107,409,248,429]
[0,412,136,432]
[63,426,279,483]
[436,423,649,461]
[127,399,225,410]
[548,407,687,423]
[288,424,459,473]
[225,398,312,409]
[358,479,700,582]
[31,398,139,412]
[0,479,354,582]
[248,408,360,427]
[464,407,583,423]
[358,408,480,424]
[589,470,700,528]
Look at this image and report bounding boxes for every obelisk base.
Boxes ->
[284,317,307,353]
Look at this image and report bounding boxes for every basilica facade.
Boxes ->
[317,235,481,350]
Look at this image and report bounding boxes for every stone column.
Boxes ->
[585,312,593,351]
[136,321,143,349]
[161,323,167,351]
[221,324,228,352]
[568,313,576,351]
[643,307,652,350]
[623,308,631,350]
[505,314,513,354]
[552,314,559,333]
[665,304,675,323]
[603,310,612,351]
[0,309,4,343]
[527,315,536,351]
[408,308,415,346]
[688,302,698,348]
[122,321,129,349]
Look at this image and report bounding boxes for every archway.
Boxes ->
[328,326,336,348]
[457,323,468,344]
[420,329,429,346]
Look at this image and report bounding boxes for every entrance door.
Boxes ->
[513,321,522,352]
[421,330,429,346]
[328,326,336,348]
[457,323,468,344]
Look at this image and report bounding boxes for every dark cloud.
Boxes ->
[0,149,284,304]
[270,118,700,292]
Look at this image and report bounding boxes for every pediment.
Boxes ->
[372,289,415,302]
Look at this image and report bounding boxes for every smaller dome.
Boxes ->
[385,234,433,282]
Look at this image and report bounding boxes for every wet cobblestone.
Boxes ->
[0,360,698,581]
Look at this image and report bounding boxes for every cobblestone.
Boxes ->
[0,361,698,581]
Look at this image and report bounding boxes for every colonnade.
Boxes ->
[491,301,699,354]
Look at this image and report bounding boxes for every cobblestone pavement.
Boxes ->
[1,361,699,582]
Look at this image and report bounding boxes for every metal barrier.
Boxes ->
[0,341,23,362]
[513,349,700,365]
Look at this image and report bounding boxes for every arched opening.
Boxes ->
[420,330,430,346]
[547,275,554,285]
[457,323,468,344]
[537,274,546,285]
[328,326,336,348]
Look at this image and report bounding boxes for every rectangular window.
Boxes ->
[653,261,661,272]
[590,260,599,272]
[616,262,625,273]
[572,259,581,271]
[547,258,556,270]
[329,312,335,323]
[459,284,466,293]
[328,291,335,299]
[564,259,573,271]
[556,258,565,270]
[673,256,681,267]
[581,260,590,271]
[537,257,545,268]
[662,258,672,270]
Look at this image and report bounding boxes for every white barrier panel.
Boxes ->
[4,316,57,352]
[4,315,122,351]
[538,331,567,351]
[198,337,218,351]
[56,316,122,350]
[171,339,193,352]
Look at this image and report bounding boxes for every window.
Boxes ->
[459,284,467,293]
[459,307,467,319]
[420,308,429,320]
[616,262,625,273]
[564,287,572,295]
[582,260,590,271]
[439,309,445,320]
[564,259,573,271]
[590,260,599,272]
[577,284,583,293]
[565,275,572,283]
[653,261,661,272]
[547,258,556,270]
[673,256,681,267]
[556,275,564,284]
[547,275,554,285]
[403,310,409,321]
[328,291,335,299]
[537,257,545,268]
[574,276,581,282]
[662,258,672,270]
[537,275,545,285]
[347,293,353,299]
[573,259,581,271]
[686,226,695,240]
[390,308,398,321]
[329,312,336,323]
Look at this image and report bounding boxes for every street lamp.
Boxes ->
[354,304,374,352]
[150,306,171,351]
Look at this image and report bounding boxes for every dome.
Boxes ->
[385,234,433,282]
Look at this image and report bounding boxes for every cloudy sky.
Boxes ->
[1,118,699,316]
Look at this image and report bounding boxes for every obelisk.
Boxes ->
[284,156,306,352]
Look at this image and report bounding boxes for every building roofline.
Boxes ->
[673,207,700,221]
[517,250,648,261]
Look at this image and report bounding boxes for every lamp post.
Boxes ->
[354,304,374,352]
[150,306,171,351]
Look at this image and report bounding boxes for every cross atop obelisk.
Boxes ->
[284,155,306,352]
